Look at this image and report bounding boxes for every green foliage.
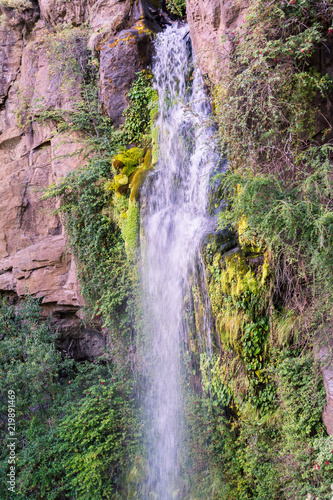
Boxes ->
[182,391,225,499]
[19,379,138,500]
[204,237,275,417]
[122,201,140,261]
[39,39,157,331]
[0,296,137,499]
[194,346,330,499]
[202,204,331,497]
[0,296,73,422]
[109,148,145,195]
[122,72,158,144]
[211,7,333,486]
[55,381,137,499]
[45,155,132,332]
[166,0,186,18]
[218,146,333,302]
[215,0,333,307]
[36,42,159,499]
[279,354,326,440]
[200,354,232,408]
[201,248,331,498]
[215,0,333,173]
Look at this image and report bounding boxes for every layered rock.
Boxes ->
[0,0,164,358]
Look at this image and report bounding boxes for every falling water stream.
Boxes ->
[140,25,218,498]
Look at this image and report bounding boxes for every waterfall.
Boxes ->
[140,25,218,498]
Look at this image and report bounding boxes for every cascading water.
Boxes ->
[140,25,218,498]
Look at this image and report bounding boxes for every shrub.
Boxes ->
[205,1,333,496]
[166,0,186,17]
[0,296,138,499]
[122,71,157,143]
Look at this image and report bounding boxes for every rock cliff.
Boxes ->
[1,0,332,437]
[0,0,163,358]
[187,0,245,81]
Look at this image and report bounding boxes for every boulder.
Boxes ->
[98,21,154,126]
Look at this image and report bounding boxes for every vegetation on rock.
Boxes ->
[40,26,158,328]
[193,0,333,497]
[1,21,159,499]
[2,2,333,499]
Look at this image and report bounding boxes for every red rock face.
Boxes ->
[0,0,162,358]
[99,23,154,126]
[187,0,247,82]
[0,10,79,310]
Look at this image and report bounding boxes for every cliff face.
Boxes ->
[0,0,237,314]
[187,0,245,81]
[0,0,244,359]
[0,0,163,359]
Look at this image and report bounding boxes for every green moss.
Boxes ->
[221,251,256,297]
[203,230,273,417]
[143,148,152,169]
[110,173,129,192]
[122,201,140,261]
[109,147,145,195]
[113,148,145,173]
[107,148,154,259]
[149,90,159,124]
[129,148,153,202]
[129,169,148,202]
[207,245,269,345]
[151,124,160,166]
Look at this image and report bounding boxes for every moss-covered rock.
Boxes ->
[122,200,140,260]
[203,228,270,351]
[110,147,145,195]
[112,147,145,173]
[107,147,154,260]
[129,148,153,201]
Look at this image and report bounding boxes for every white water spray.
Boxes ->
[140,25,218,498]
